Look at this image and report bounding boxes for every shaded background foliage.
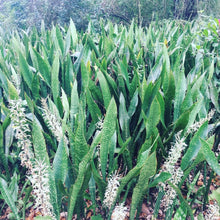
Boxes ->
[0,0,219,30]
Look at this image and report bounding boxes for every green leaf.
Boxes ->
[87,35,99,57]
[32,120,50,166]
[174,69,186,121]
[56,26,64,54]
[72,113,88,175]
[81,61,89,92]
[201,138,220,175]
[18,51,33,90]
[70,80,79,126]
[51,52,60,105]
[0,178,19,220]
[32,48,51,86]
[128,90,138,118]
[67,132,102,220]
[119,93,130,140]
[145,97,160,138]
[100,98,117,180]
[0,125,9,178]
[53,138,68,209]
[191,73,205,101]
[86,89,101,123]
[181,122,208,170]
[130,152,157,219]
[64,29,71,57]
[69,19,78,49]
[97,70,111,109]
[53,138,68,184]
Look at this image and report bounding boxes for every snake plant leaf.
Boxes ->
[67,132,102,220]
[32,48,51,87]
[0,178,19,220]
[0,124,9,178]
[191,73,205,102]
[87,35,99,57]
[180,134,214,186]
[70,80,79,127]
[200,138,220,175]
[18,51,33,90]
[56,26,64,55]
[64,28,71,57]
[164,70,175,125]
[97,70,111,109]
[86,88,101,123]
[100,98,117,180]
[119,93,130,140]
[91,161,107,202]
[69,19,78,49]
[130,152,157,219]
[51,52,60,105]
[181,122,209,170]
[53,138,68,184]
[32,120,50,165]
[81,61,89,92]
[180,85,193,114]
[145,97,161,138]
[72,118,88,175]
[128,90,138,118]
[174,69,186,121]
[53,138,68,209]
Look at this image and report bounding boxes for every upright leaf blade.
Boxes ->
[181,122,209,170]
[18,51,33,90]
[0,178,19,220]
[100,98,117,180]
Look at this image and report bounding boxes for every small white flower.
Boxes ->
[29,159,55,219]
[9,98,34,170]
[111,203,127,220]
[160,132,186,210]
[103,173,121,209]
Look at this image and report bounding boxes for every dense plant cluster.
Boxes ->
[0,17,219,219]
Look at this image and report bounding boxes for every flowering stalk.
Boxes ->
[41,98,68,145]
[103,173,121,209]
[160,131,186,210]
[28,159,55,218]
[9,77,55,218]
[9,98,34,170]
